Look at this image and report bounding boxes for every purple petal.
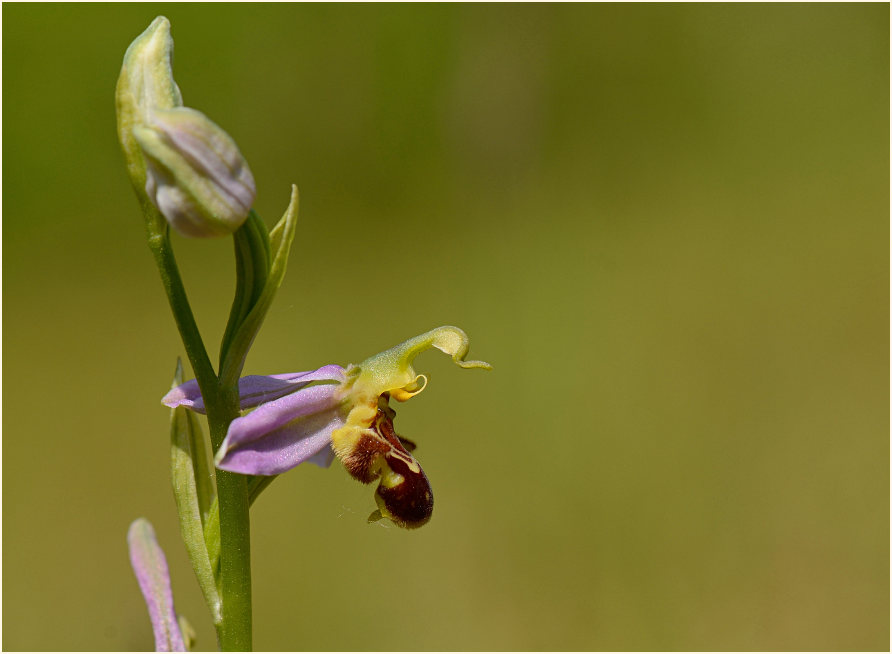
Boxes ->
[221,383,341,448]
[162,378,206,413]
[161,364,346,413]
[233,365,346,409]
[127,519,186,652]
[216,385,345,475]
[216,411,343,475]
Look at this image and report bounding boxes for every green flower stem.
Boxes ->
[216,470,252,650]
[147,228,216,397]
[206,395,252,652]
[204,476,277,581]
[148,223,253,651]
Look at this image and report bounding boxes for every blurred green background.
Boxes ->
[3,3,888,651]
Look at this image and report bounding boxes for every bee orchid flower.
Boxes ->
[163,326,490,528]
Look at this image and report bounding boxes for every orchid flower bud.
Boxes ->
[116,16,255,237]
[115,16,181,191]
[134,107,256,238]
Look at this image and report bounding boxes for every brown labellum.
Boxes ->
[340,402,434,529]
[375,452,434,529]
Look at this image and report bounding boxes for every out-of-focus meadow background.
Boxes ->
[3,4,888,651]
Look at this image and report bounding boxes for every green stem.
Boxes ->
[205,476,277,580]
[206,392,252,651]
[216,472,252,650]
[147,230,216,397]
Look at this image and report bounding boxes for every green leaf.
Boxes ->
[219,210,271,369]
[169,359,222,624]
[203,495,221,588]
[219,185,300,388]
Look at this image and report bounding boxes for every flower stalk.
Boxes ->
[207,401,253,651]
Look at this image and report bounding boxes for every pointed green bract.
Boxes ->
[219,185,300,388]
[169,360,222,624]
[220,211,271,369]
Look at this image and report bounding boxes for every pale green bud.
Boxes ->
[115,17,182,196]
[134,107,256,238]
[116,16,255,238]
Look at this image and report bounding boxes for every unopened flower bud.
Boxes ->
[116,16,255,238]
[134,107,256,238]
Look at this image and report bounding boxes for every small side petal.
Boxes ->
[127,518,186,652]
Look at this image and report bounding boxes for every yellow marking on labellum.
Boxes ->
[373,412,420,473]
[388,451,419,474]
[379,468,405,489]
